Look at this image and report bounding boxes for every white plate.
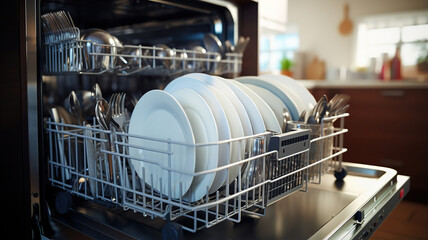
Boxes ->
[187,73,247,184]
[236,77,301,120]
[229,80,282,133]
[259,74,316,112]
[188,73,253,137]
[221,79,266,134]
[128,90,195,199]
[244,84,289,132]
[169,88,219,202]
[164,76,230,194]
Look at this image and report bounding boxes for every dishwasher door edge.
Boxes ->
[310,162,410,240]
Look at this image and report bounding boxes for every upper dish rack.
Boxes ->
[42,29,243,77]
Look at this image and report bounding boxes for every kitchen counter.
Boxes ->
[296,79,428,89]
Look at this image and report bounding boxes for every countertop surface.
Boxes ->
[296,79,428,89]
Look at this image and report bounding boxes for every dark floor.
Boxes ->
[372,200,428,240]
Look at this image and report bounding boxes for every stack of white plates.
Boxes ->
[128,73,316,202]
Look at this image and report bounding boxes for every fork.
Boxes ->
[109,93,132,188]
[110,92,127,132]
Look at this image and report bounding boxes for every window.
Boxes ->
[355,10,428,69]
[259,33,299,73]
[258,0,298,74]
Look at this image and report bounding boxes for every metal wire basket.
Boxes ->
[45,113,348,233]
[42,31,242,77]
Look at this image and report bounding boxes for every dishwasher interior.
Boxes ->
[37,1,410,239]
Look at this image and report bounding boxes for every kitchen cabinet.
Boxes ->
[310,86,428,203]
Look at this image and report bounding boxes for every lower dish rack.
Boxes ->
[45,113,348,236]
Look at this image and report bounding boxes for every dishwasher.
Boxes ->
[10,0,410,239]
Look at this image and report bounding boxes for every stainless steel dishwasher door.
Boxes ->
[50,162,410,240]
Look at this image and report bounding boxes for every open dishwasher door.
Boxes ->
[186,162,410,240]
[51,162,410,240]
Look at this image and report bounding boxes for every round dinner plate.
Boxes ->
[221,79,266,134]
[164,76,231,194]
[259,74,316,112]
[169,88,219,202]
[236,76,301,121]
[187,73,253,137]
[243,84,289,132]
[187,73,247,184]
[229,80,282,133]
[128,90,195,199]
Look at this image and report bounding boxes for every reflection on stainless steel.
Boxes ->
[307,95,327,124]
[242,137,264,191]
[234,36,250,54]
[307,94,350,124]
[282,108,291,133]
[41,11,79,42]
[68,91,83,125]
[83,127,97,197]
[155,44,175,69]
[26,0,40,217]
[81,28,119,70]
[191,46,207,71]
[95,98,110,131]
[204,33,225,58]
[326,93,350,120]
[64,90,97,121]
[95,98,115,181]
[298,109,306,122]
[224,40,234,53]
[91,83,102,102]
[42,38,242,76]
[122,47,146,69]
[48,108,71,181]
[110,92,127,132]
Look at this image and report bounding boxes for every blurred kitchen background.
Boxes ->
[256,1,428,238]
[258,0,428,81]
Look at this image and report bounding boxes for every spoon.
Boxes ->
[298,110,306,122]
[282,108,291,133]
[92,83,103,102]
[69,91,83,125]
[335,104,350,116]
[324,94,350,120]
[204,33,225,58]
[95,98,109,130]
[224,40,235,53]
[234,36,250,54]
[155,44,175,69]
[191,46,207,71]
[319,98,330,122]
[307,95,327,124]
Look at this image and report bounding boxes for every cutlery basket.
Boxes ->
[45,113,348,235]
[286,115,348,182]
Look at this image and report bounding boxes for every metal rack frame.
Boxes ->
[42,29,243,77]
[45,113,348,234]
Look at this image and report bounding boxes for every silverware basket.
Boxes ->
[286,114,349,182]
